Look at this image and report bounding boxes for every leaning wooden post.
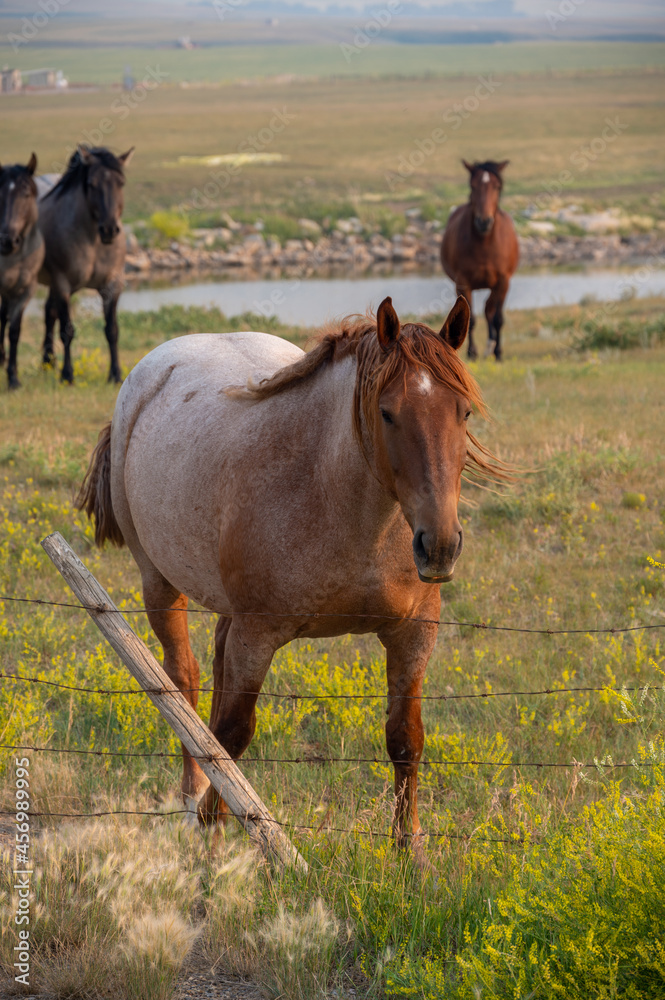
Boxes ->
[41,531,307,873]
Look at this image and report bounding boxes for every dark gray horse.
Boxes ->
[38,145,134,384]
[0,154,45,390]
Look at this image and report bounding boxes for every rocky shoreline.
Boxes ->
[125,228,665,280]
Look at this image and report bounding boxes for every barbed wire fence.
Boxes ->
[1,587,663,848]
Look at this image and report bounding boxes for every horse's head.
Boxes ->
[0,153,38,256]
[463,159,509,236]
[78,145,134,245]
[370,296,473,583]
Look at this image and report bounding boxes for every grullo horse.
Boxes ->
[0,154,44,389]
[38,145,134,384]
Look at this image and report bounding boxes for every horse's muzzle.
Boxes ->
[474,215,494,235]
[412,526,463,583]
[0,234,20,255]
[99,224,120,244]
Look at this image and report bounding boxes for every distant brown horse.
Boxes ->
[0,154,44,389]
[77,296,506,853]
[38,145,134,384]
[441,160,519,361]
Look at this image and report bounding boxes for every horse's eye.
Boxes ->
[380,409,393,425]
[464,410,472,421]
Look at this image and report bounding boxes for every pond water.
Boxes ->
[40,265,665,327]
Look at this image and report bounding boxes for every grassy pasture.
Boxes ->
[1,39,663,87]
[1,297,664,997]
[0,63,664,227]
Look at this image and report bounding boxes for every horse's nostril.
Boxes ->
[413,529,428,564]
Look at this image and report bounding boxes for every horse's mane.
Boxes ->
[469,161,505,186]
[234,314,510,484]
[44,147,125,201]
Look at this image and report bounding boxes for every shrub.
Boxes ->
[149,211,190,242]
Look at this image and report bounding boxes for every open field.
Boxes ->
[1,39,664,86]
[1,297,664,997]
[1,65,664,236]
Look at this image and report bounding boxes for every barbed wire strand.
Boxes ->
[0,806,533,845]
[0,592,662,636]
[0,670,657,703]
[0,742,647,770]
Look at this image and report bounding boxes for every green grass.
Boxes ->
[1,41,663,87]
[1,64,664,226]
[1,297,665,996]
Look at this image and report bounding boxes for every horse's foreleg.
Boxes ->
[57,296,75,383]
[6,292,30,390]
[198,618,276,827]
[379,616,438,855]
[0,297,8,367]
[456,285,476,360]
[43,292,58,366]
[485,278,509,361]
[144,575,210,817]
[101,286,122,384]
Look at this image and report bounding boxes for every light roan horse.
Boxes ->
[38,145,134,384]
[0,154,44,389]
[441,160,519,361]
[77,296,504,851]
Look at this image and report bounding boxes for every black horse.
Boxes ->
[0,154,44,389]
[38,145,134,384]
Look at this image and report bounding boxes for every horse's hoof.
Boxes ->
[42,355,55,368]
[60,371,74,385]
[467,346,478,360]
[8,377,21,391]
[108,372,123,385]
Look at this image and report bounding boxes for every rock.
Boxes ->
[298,217,322,236]
[335,217,363,235]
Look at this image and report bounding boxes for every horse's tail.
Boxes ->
[75,422,125,548]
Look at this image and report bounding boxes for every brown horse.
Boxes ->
[0,154,44,389]
[77,297,504,852]
[38,145,133,384]
[441,160,519,361]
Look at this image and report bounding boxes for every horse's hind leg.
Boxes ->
[142,569,211,816]
[101,284,122,384]
[456,285,476,359]
[198,617,278,826]
[43,292,58,366]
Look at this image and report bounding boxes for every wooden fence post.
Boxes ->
[41,531,307,872]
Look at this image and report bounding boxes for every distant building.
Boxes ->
[1,68,22,93]
[23,68,67,90]
[24,68,56,89]
[177,36,194,50]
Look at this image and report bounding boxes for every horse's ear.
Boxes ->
[376,296,400,350]
[77,145,92,164]
[119,147,135,166]
[462,159,474,174]
[440,296,470,352]
[26,152,37,175]
[496,160,510,173]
